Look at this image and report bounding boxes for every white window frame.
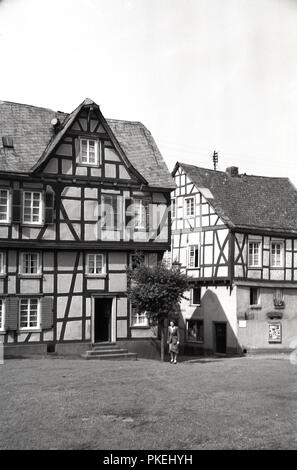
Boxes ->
[0,189,9,223]
[171,198,176,218]
[19,298,40,331]
[248,241,262,268]
[102,194,122,230]
[20,252,41,276]
[130,304,149,328]
[23,191,43,225]
[79,138,99,166]
[86,253,106,276]
[270,241,284,268]
[134,198,149,230]
[0,298,5,331]
[186,319,204,343]
[188,245,199,268]
[0,252,5,275]
[184,197,195,218]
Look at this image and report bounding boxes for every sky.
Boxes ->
[1,0,297,183]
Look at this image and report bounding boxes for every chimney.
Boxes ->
[226,166,239,177]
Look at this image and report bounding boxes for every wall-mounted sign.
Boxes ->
[268,323,282,343]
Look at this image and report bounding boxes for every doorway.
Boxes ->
[214,322,227,354]
[94,298,112,342]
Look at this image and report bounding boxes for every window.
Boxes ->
[87,254,105,276]
[102,195,122,230]
[0,189,9,222]
[79,138,99,166]
[0,299,5,331]
[130,253,148,270]
[271,242,284,267]
[250,287,260,306]
[248,241,261,267]
[186,320,204,342]
[188,245,199,268]
[0,252,4,274]
[134,199,149,229]
[171,199,176,218]
[274,288,284,308]
[21,252,40,275]
[185,197,194,217]
[23,191,42,224]
[19,298,39,330]
[191,287,201,305]
[131,304,149,327]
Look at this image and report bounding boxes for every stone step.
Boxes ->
[81,352,137,361]
[84,348,129,356]
[93,342,117,348]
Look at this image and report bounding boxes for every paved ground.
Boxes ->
[0,355,297,449]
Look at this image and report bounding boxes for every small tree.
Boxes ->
[127,258,190,361]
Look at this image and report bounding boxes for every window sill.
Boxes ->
[0,330,6,335]
[187,267,199,270]
[270,267,284,270]
[190,303,201,307]
[248,266,262,269]
[22,224,44,228]
[18,329,42,333]
[0,222,10,226]
[0,274,7,279]
[250,305,262,310]
[130,325,150,329]
[18,274,43,279]
[85,274,107,279]
[77,163,100,168]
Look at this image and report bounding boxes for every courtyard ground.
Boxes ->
[0,354,297,450]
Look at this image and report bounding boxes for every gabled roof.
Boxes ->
[0,99,175,189]
[176,162,297,234]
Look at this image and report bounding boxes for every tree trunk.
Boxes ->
[160,320,165,362]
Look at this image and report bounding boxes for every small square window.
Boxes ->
[130,304,149,327]
[186,319,204,342]
[21,252,41,275]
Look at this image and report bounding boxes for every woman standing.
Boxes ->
[167,320,180,364]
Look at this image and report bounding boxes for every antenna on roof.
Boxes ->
[213,151,218,171]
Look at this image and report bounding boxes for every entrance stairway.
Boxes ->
[81,342,137,361]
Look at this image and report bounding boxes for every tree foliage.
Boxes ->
[127,258,190,325]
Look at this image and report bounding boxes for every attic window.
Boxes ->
[2,136,14,148]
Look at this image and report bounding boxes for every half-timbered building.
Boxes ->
[172,162,297,354]
[0,98,174,357]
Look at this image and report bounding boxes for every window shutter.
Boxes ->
[5,297,19,330]
[11,189,22,223]
[125,198,133,228]
[41,296,54,329]
[45,191,55,224]
[75,137,80,162]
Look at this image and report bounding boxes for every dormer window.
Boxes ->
[79,138,99,166]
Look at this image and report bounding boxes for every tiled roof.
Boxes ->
[0,99,175,189]
[178,162,297,234]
